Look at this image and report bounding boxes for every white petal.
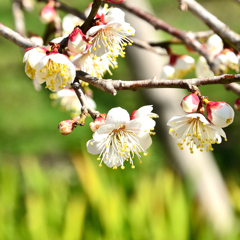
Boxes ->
[86,25,105,38]
[126,117,155,136]
[136,133,152,151]
[134,105,153,118]
[36,55,51,70]
[87,139,104,154]
[93,124,115,141]
[105,107,130,127]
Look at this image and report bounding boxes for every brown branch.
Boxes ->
[36,0,86,20]
[71,79,100,119]
[181,0,240,52]
[0,23,38,48]
[76,72,240,94]
[120,1,215,70]
[225,82,240,95]
[80,0,102,34]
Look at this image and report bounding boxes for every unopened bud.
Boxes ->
[234,98,240,111]
[206,101,234,128]
[89,116,106,132]
[58,120,74,135]
[40,1,56,24]
[68,28,88,54]
[180,93,200,113]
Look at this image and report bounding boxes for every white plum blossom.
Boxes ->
[62,14,84,36]
[206,34,223,56]
[196,56,214,78]
[35,50,76,91]
[86,5,135,58]
[23,47,47,80]
[72,50,118,78]
[50,89,96,116]
[167,113,227,153]
[87,107,157,169]
[206,101,234,128]
[161,54,195,79]
[160,65,175,79]
[196,34,239,77]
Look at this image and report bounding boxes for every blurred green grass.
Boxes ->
[1,0,240,239]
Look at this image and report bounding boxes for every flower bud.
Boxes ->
[206,101,234,128]
[39,1,56,24]
[58,120,74,135]
[234,98,240,111]
[68,28,88,54]
[89,115,106,132]
[180,93,200,113]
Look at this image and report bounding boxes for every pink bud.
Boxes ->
[234,98,240,111]
[104,0,124,3]
[39,1,56,24]
[130,110,138,120]
[58,120,74,135]
[206,101,234,128]
[89,116,106,132]
[68,28,88,54]
[180,93,200,113]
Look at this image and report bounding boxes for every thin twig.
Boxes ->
[132,37,168,56]
[225,82,240,95]
[71,79,100,119]
[12,0,26,36]
[181,0,240,52]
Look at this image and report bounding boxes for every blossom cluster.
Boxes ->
[23,3,135,93]
[168,93,234,153]
[160,34,240,80]
[87,106,158,169]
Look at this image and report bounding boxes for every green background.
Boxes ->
[1,0,240,239]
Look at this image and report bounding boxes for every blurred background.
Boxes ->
[1,0,240,239]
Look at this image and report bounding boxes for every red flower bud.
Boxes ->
[58,120,74,135]
[180,93,200,113]
[234,98,240,111]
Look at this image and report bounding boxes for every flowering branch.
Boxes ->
[120,1,215,70]
[1,23,240,96]
[181,0,240,52]
[76,72,240,94]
